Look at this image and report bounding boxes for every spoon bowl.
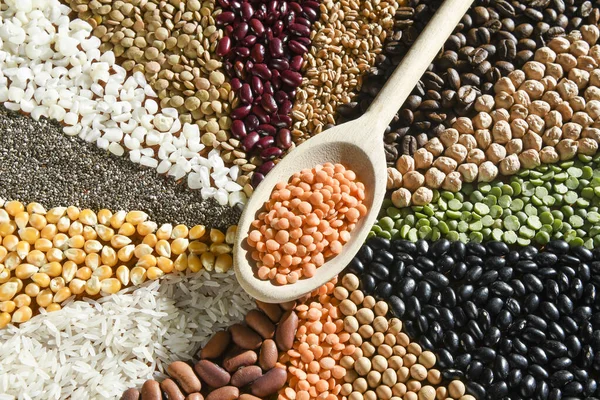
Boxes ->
[234,116,387,303]
[234,0,475,303]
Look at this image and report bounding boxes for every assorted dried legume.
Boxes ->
[336,273,464,400]
[0,200,235,326]
[384,24,600,206]
[216,0,321,189]
[339,0,600,162]
[349,237,600,399]
[248,163,366,284]
[374,154,600,248]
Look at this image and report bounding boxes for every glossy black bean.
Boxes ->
[388,296,405,318]
[520,374,537,397]
[437,348,454,369]
[360,274,376,293]
[486,241,509,256]
[551,370,574,387]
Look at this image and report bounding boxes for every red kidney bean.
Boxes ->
[244,115,260,131]
[249,19,265,35]
[288,40,308,54]
[252,64,271,80]
[250,43,265,63]
[231,366,263,388]
[289,55,303,71]
[257,124,276,136]
[251,105,270,124]
[216,12,236,24]
[269,38,284,58]
[250,367,287,397]
[290,2,303,13]
[216,0,319,186]
[289,23,309,36]
[280,70,302,87]
[233,23,249,40]
[216,37,232,57]
[258,161,275,175]
[276,129,292,149]
[120,388,140,400]
[256,136,275,150]
[302,6,317,20]
[251,172,265,187]
[217,0,230,8]
[250,76,263,95]
[240,2,253,20]
[270,114,291,128]
[194,360,231,388]
[261,94,278,113]
[269,59,289,71]
[230,78,242,91]
[230,105,252,120]
[295,17,310,27]
[242,132,260,151]
[279,100,292,116]
[234,47,251,57]
[274,91,288,103]
[241,35,257,47]
[239,84,253,104]
[231,120,247,139]
[260,147,282,160]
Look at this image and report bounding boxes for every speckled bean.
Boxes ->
[275,310,298,351]
[250,367,287,397]
[167,361,202,394]
[231,365,263,387]
[259,339,278,370]
[201,331,231,359]
[194,360,231,388]
[141,380,161,400]
[223,350,258,373]
[120,388,140,400]
[230,324,263,349]
[205,386,240,400]
[245,309,276,339]
[160,378,185,400]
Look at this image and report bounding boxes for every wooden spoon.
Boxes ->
[234,0,475,303]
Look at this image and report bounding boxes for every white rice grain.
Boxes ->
[0,270,253,399]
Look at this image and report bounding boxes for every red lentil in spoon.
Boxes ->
[247,163,366,285]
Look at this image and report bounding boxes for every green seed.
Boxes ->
[527,216,542,230]
[474,203,490,215]
[504,216,520,231]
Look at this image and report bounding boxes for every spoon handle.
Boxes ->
[363,0,475,135]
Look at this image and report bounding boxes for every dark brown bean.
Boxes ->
[259,339,278,370]
[229,324,262,349]
[205,386,240,400]
[231,366,263,388]
[185,394,204,400]
[121,388,140,400]
[245,309,275,339]
[279,301,296,311]
[194,360,231,388]
[223,350,258,372]
[201,331,231,360]
[141,380,162,400]
[167,361,202,394]
[250,367,287,397]
[275,310,298,351]
[255,301,283,322]
[161,378,185,400]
